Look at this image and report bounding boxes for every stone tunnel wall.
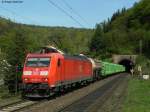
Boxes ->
[112,55,138,64]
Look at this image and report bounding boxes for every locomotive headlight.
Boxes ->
[40,71,48,76]
[23,71,32,75]
[24,78,28,81]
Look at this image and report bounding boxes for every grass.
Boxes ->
[123,77,150,112]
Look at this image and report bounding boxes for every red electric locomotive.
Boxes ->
[22,46,93,97]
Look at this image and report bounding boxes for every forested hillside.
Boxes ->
[90,0,150,59]
[0,17,93,92]
[0,17,93,64]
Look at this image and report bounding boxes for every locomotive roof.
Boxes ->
[27,53,58,57]
[63,54,89,61]
[26,53,89,60]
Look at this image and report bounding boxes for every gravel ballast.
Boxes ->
[21,74,125,112]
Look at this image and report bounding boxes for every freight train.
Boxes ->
[21,46,125,98]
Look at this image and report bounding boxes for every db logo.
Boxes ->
[35,68,39,71]
[33,68,39,75]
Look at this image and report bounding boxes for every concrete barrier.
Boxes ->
[143,75,149,80]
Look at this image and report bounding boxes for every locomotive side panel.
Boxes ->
[63,59,82,83]
[62,56,93,84]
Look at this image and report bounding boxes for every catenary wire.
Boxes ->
[62,0,89,26]
[47,0,85,28]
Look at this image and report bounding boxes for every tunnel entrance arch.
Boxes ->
[112,54,137,72]
[119,59,134,72]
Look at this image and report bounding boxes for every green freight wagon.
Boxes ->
[101,61,125,76]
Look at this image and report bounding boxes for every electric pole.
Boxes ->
[139,40,142,56]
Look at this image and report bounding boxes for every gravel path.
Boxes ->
[60,74,128,112]
[97,74,129,112]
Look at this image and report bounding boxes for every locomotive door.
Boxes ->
[57,58,64,86]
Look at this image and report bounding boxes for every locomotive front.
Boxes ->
[22,54,51,97]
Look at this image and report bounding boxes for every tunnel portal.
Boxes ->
[112,55,137,73]
[119,59,134,72]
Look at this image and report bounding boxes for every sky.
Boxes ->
[0,0,140,28]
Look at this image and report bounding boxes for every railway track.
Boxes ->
[18,73,128,112]
[0,99,42,112]
[59,74,127,112]
[0,73,128,112]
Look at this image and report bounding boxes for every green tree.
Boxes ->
[4,29,30,93]
[89,24,107,58]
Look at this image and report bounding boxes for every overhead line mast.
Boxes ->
[47,0,85,28]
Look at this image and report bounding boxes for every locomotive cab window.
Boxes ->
[26,57,50,67]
